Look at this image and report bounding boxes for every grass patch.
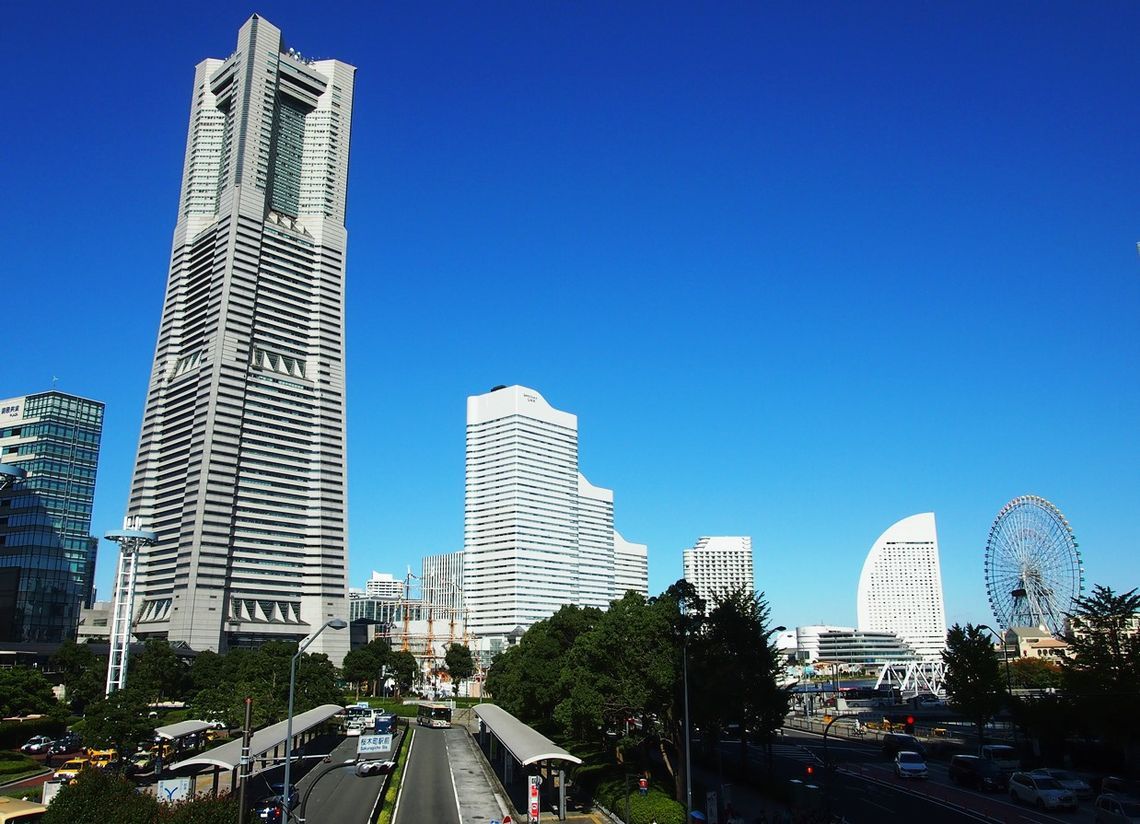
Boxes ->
[373,725,413,824]
[1,782,43,802]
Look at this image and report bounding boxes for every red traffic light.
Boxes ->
[805,765,815,776]
[906,715,915,725]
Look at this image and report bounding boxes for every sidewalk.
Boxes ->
[690,759,798,824]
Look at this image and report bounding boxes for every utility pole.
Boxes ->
[236,697,254,824]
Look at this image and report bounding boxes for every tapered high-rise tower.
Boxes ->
[125,16,354,662]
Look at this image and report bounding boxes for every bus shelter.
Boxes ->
[473,703,582,821]
[168,704,344,795]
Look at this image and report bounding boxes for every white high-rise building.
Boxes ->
[124,16,355,662]
[463,385,644,638]
[614,531,649,597]
[856,512,947,660]
[682,536,755,607]
[365,572,404,600]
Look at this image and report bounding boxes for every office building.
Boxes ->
[123,16,355,661]
[815,629,917,665]
[0,391,104,642]
[422,551,464,618]
[365,572,404,600]
[463,385,644,639]
[614,530,649,597]
[856,512,947,660]
[682,536,755,607]
[793,624,856,663]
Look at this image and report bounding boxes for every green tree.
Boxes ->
[388,650,419,696]
[941,623,1005,746]
[443,643,475,695]
[130,639,190,703]
[484,604,600,734]
[0,665,59,717]
[188,650,225,698]
[163,792,239,823]
[79,688,155,753]
[51,640,105,713]
[1009,656,1062,690]
[43,767,157,824]
[692,587,788,780]
[342,638,391,697]
[1061,584,1140,750]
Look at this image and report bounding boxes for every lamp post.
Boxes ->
[977,624,1014,695]
[683,629,692,822]
[282,617,347,823]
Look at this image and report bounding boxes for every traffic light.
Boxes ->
[905,715,915,734]
[805,764,815,779]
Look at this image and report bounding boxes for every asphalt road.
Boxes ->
[299,735,389,823]
[756,728,1102,824]
[394,726,461,824]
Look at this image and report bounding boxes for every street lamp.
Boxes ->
[977,624,1014,695]
[282,617,347,823]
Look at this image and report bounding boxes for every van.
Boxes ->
[948,754,1007,790]
[0,796,48,822]
[979,744,1020,774]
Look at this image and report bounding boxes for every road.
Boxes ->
[299,735,389,823]
[394,726,460,824]
[745,728,1101,824]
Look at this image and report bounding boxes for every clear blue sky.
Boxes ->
[3,2,1138,631]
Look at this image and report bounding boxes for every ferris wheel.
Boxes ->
[984,495,1084,636]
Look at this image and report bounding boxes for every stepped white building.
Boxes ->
[124,16,354,662]
[614,531,649,598]
[463,385,647,639]
[682,536,755,607]
[856,512,947,660]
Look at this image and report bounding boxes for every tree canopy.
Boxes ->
[941,623,1005,744]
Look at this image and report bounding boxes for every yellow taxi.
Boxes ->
[87,749,119,770]
[53,757,89,783]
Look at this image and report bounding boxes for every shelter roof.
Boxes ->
[473,703,582,767]
[168,704,344,772]
[155,720,215,740]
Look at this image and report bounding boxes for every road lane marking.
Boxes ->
[389,728,415,824]
[446,734,463,823]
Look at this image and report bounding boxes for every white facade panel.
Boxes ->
[682,536,754,608]
[856,512,947,660]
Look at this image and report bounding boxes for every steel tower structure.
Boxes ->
[104,517,157,695]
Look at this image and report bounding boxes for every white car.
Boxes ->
[894,750,928,779]
[355,759,395,777]
[1033,768,1093,800]
[1008,771,1077,811]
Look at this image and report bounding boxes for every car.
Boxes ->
[53,757,90,783]
[253,784,299,824]
[979,744,1020,774]
[87,749,120,771]
[1034,768,1093,800]
[354,759,396,777]
[19,737,54,756]
[125,752,155,776]
[1095,793,1140,823]
[1009,771,1078,811]
[48,734,82,756]
[881,733,925,758]
[1103,777,1140,797]
[0,796,50,823]
[948,754,1007,791]
[894,750,928,779]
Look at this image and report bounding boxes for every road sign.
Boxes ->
[157,777,192,804]
[528,775,541,822]
[357,734,393,756]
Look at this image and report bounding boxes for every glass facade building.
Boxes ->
[0,391,104,642]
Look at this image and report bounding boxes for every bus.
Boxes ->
[344,704,376,735]
[417,702,452,728]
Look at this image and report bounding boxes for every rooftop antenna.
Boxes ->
[104,516,157,695]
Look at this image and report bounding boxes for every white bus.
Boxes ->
[417,702,452,728]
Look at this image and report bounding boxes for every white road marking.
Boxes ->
[389,728,415,824]
[445,734,463,823]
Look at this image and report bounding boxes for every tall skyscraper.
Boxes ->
[124,16,355,661]
[856,512,947,660]
[682,536,755,607]
[613,530,649,598]
[0,391,104,641]
[463,385,643,639]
